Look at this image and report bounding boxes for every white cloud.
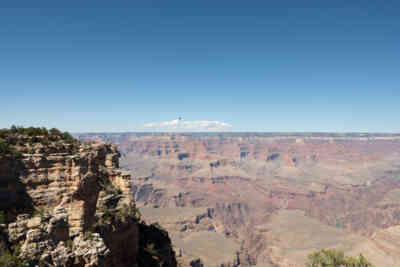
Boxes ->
[143,119,232,131]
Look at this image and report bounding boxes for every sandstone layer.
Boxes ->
[1,131,177,267]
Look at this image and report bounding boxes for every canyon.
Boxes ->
[78,132,400,266]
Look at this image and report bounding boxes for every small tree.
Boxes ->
[62,132,75,143]
[10,125,17,133]
[49,128,61,136]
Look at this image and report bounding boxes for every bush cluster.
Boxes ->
[0,245,27,267]
[0,139,14,154]
[306,249,374,267]
[0,126,79,157]
[0,126,76,143]
[84,231,94,241]
[99,177,122,196]
[0,139,21,158]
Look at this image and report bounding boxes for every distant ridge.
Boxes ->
[74,132,400,138]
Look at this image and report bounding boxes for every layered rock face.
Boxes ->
[1,133,177,267]
[78,133,400,267]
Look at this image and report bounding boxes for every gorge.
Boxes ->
[78,132,400,266]
[2,128,400,266]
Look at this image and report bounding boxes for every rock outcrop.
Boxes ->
[0,130,177,267]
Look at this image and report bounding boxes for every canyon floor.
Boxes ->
[78,133,400,266]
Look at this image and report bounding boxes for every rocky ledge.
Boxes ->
[0,128,177,267]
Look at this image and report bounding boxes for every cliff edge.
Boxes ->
[0,127,177,267]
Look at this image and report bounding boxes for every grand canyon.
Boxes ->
[3,2,399,266]
[73,132,400,266]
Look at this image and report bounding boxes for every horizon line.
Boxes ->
[72,131,400,135]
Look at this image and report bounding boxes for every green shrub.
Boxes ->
[33,207,45,218]
[0,245,27,267]
[49,128,61,136]
[0,251,21,267]
[0,211,6,224]
[62,132,75,143]
[0,139,21,158]
[84,231,94,240]
[145,243,158,256]
[66,239,73,249]
[116,187,123,195]
[100,177,122,196]
[102,207,114,222]
[1,126,76,143]
[306,249,374,267]
[116,204,128,222]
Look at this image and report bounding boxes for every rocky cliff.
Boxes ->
[0,128,177,267]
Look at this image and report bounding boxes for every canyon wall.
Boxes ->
[1,132,177,267]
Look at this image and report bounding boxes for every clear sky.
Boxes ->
[1,1,399,132]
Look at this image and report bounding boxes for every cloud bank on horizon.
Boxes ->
[143,119,232,131]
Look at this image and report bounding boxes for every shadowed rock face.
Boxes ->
[77,133,400,266]
[1,134,177,267]
[0,154,33,219]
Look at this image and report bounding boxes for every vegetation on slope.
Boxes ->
[0,125,76,143]
[0,126,78,157]
[0,212,26,267]
[0,245,26,267]
[306,249,374,267]
[137,222,177,267]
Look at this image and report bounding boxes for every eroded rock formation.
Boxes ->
[78,133,400,267]
[0,132,177,267]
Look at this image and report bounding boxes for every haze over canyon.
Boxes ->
[75,132,400,266]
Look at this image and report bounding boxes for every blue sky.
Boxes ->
[1,1,399,132]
